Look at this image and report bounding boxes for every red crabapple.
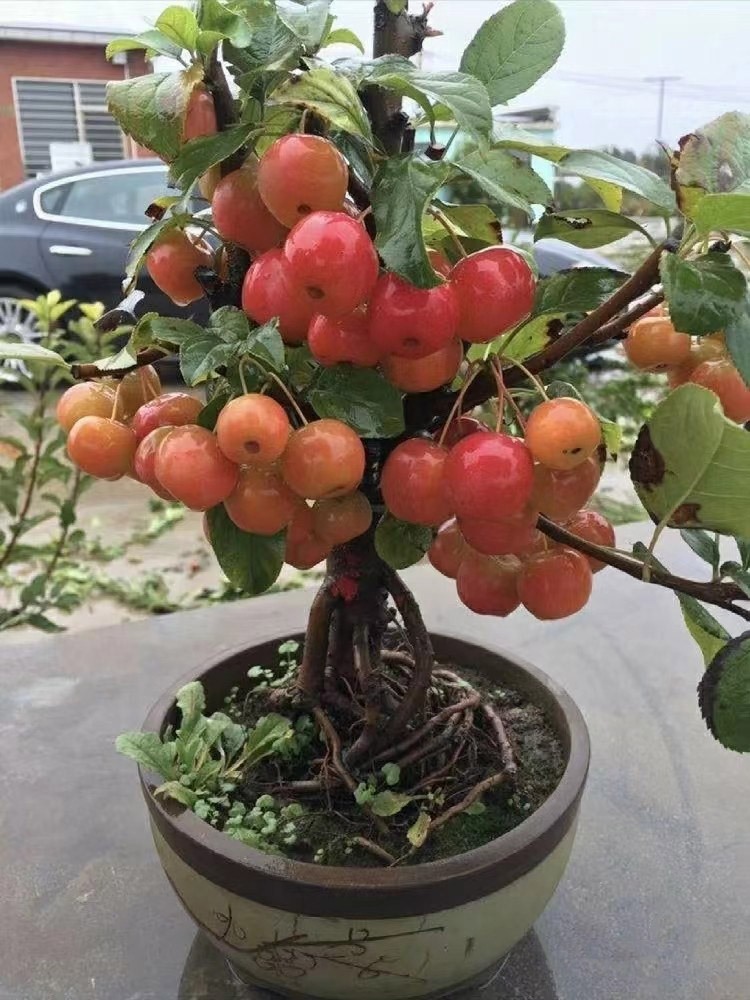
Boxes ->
[381,438,453,526]
[456,551,521,617]
[368,273,459,359]
[382,338,463,393]
[525,398,601,471]
[257,135,348,228]
[428,518,468,579]
[284,212,379,318]
[281,419,365,500]
[439,416,490,448]
[133,426,175,500]
[224,466,300,535]
[689,359,750,423]
[67,417,136,480]
[211,160,288,254]
[562,509,615,572]
[427,248,452,278]
[458,505,540,557]
[445,431,534,521]
[308,310,380,368]
[285,504,331,570]
[311,491,372,546]
[517,548,592,620]
[241,248,317,344]
[131,392,202,442]
[624,316,691,371]
[450,247,535,343]
[155,426,238,511]
[57,382,116,432]
[215,394,291,465]
[530,457,602,522]
[146,229,213,306]
[183,86,217,141]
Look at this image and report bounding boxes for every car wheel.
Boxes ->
[0,284,42,382]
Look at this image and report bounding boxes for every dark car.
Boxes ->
[0,157,612,352]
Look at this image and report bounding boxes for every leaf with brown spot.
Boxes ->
[672,111,750,220]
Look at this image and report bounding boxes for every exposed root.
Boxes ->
[373,694,479,765]
[481,703,518,778]
[312,706,357,794]
[352,836,396,865]
[427,772,510,835]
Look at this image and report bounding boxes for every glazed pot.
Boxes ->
[139,631,590,1000]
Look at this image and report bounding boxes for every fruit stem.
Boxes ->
[491,358,526,432]
[110,380,125,422]
[428,207,467,259]
[238,359,250,395]
[241,355,308,425]
[437,365,482,447]
[500,356,549,402]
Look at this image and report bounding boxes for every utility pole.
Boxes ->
[644,75,681,142]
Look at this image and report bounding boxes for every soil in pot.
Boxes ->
[151,635,566,869]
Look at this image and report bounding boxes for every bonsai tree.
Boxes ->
[5,0,750,857]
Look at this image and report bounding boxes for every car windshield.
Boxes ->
[40,168,168,226]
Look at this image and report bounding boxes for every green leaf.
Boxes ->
[178,318,239,385]
[381,762,401,786]
[360,56,492,143]
[272,66,372,142]
[245,321,286,374]
[630,384,750,537]
[206,504,285,595]
[721,561,750,599]
[407,810,431,848]
[115,731,178,779]
[673,112,750,217]
[534,209,652,249]
[170,124,255,190]
[698,632,750,752]
[385,0,407,12]
[460,0,565,105]
[199,0,254,47]
[106,30,184,61]
[680,528,720,567]
[277,0,331,49]
[725,308,750,388]
[154,780,199,808]
[0,342,69,368]
[371,157,449,288]
[678,595,730,666]
[492,120,568,161]
[659,253,746,337]
[467,313,561,364]
[369,790,412,817]
[455,146,552,215]
[322,27,364,52]
[25,613,64,634]
[196,30,226,58]
[124,215,191,293]
[244,714,292,767]
[692,192,750,237]
[176,681,206,740]
[534,266,628,316]
[197,390,232,431]
[600,418,622,457]
[429,201,501,245]
[560,150,676,214]
[309,366,404,438]
[375,514,432,570]
[465,800,487,816]
[156,5,199,51]
[107,69,200,164]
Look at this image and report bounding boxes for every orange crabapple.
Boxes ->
[146,229,213,307]
[456,551,522,617]
[56,381,117,432]
[257,134,348,229]
[67,416,137,480]
[133,426,175,500]
[281,419,365,500]
[285,504,332,570]
[382,338,463,393]
[311,491,372,547]
[561,509,615,572]
[517,548,593,620]
[428,518,469,579]
[131,392,202,442]
[215,394,291,466]
[689,359,750,423]
[623,315,691,372]
[155,426,238,511]
[224,465,300,535]
[530,457,602,523]
[525,398,601,471]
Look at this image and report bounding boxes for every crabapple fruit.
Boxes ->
[241,248,317,344]
[308,310,380,368]
[211,160,288,254]
[439,416,490,448]
[67,416,136,480]
[456,551,521,617]
[311,491,372,546]
[131,392,202,441]
[450,247,535,343]
[428,518,468,579]
[368,272,459,359]
[689,359,750,423]
[562,509,615,572]
[458,505,540,557]
[381,439,452,526]
[155,426,238,511]
[284,212,379,317]
[530,457,602,522]
[525,398,601,471]
[57,381,116,432]
[215,394,290,465]
[281,419,365,500]
[257,135,348,228]
[382,338,463,393]
[623,316,691,371]
[118,366,162,421]
[285,504,331,570]
[224,465,300,535]
[517,548,592,620]
[133,426,175,500]
[444,431,534,521]
[183,86,217,141]
[146,229,213,306]
[427,248,452,278]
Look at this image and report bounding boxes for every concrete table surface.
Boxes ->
[1,523,748,1000]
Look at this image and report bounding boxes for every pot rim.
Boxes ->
[140,629,590,918]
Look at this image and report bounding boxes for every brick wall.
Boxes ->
[0,40,149,191]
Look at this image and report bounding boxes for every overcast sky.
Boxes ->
[2,0,749,153]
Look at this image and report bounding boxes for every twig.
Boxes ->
[427,772,509,835]
[537,515,750,621]
[352,836,396,865]
[72,347,166,381]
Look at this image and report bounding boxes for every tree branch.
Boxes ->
[537,515,750,622]
[71,347,167,381]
